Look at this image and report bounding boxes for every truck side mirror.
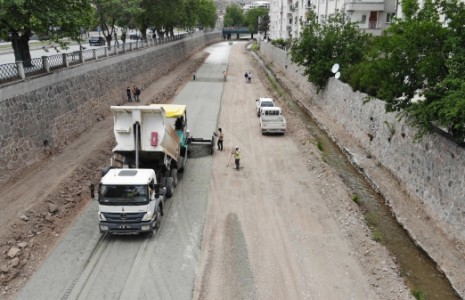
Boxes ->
[89,183,95,200]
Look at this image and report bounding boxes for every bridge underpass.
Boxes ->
[222,27,257,40]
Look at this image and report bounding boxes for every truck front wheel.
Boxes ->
[148,208,162,237]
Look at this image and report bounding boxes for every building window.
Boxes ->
[386,13,395,23]
[360,15,367,24]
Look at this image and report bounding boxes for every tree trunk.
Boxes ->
[14,35,32,66]
[106,34,112,50]
[157,29,165,39]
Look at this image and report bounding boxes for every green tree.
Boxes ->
[223,4,245,27]
[138,0,183,38]
[290,11,370,92]
[0,0,93,62]
[93,0,144,48]
[245,7,268,34]
[258,14,270,38]
[196,0,217,29]
[181,0,198,31]
[406,0,465,142]
[347,7,447,111]
[180,0,216,31]
[346,0,465,142]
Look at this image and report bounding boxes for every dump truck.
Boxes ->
[97,104,213,234]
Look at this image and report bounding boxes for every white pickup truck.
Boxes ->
[256,97,275,117]
[259,107,286,135]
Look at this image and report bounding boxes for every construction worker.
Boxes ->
[234,147,241,170]
[217,128,224,151]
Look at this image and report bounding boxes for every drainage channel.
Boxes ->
[253,52,461,300]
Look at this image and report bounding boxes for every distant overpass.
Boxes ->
[222,27,257,39]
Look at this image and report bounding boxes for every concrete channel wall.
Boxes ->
[0,32,221,184]
[260,42,465,242]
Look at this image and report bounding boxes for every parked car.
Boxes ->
[130,34,142,40]
[89,36,105,46]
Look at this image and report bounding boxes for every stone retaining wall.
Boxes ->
[260,42,465,241]
[0,32,221,184]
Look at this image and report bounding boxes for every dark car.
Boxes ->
[129,34,142,40]
[89,36,105,46]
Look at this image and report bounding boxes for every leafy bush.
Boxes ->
[271,38,291,49]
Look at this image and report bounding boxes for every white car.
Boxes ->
[255,97,275,117]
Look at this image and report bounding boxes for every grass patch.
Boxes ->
[322,154,328,163]
[352,194,360,205]
[371,228,382,242]
[412,289,427,300]
[316,141,324,151]
[265,74,283,97]
[364,212,377,226]
[250,42,259,51]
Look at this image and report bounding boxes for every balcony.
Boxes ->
[344,0,385,11]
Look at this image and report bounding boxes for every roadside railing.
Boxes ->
[0,34,188,85]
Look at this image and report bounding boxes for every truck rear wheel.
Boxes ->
[160,177,167,188]
[170,169,178,187]
[165,177,174,198]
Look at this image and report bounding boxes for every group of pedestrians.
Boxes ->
[126,85,141,102]
[244,71,252,83]
[215,127,241,170]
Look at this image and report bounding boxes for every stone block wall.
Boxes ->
[260,42,465,241]
[0,32,221,184]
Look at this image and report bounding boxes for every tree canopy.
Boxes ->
[0,0,216,61]
[223,4,246,27]
[286,0,465,143]
[0,0,93,61]
[245,7,269,35]
[290,11,370,92]
[346,0,465,142]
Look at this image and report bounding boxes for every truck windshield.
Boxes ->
[99,185,149,205]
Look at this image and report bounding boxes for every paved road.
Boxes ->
[16,43,230,300]
[0,40,128,65]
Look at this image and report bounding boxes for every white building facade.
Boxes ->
[269,0,397,40]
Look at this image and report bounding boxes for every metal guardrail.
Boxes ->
[0,34,188,85]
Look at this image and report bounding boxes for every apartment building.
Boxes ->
[244,0,271,11]
[269,0,397,40]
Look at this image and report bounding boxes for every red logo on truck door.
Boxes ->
[151,132,158,146]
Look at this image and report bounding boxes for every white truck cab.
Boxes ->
[98,168,165,234]
[255,97,275,117]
